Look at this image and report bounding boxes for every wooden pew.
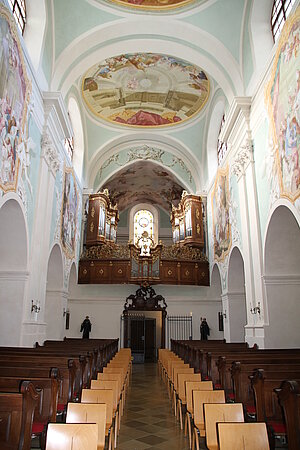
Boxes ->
[275,380,300,450]
[0,380,39,450]
[45,423,98,450]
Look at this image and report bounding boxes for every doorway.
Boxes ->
[129,316,156,363]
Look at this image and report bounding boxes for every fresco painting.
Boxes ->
[266,7,300,202]
[212,167,231,262]
[103,160,184,211]
[0,7,31,193]
[61,167,78,258]
[109,0,195,10]
[82,53,209,128]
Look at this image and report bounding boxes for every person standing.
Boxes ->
[200,317,210,340]
[80,316,92,339]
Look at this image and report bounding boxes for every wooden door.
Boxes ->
[130,319,145,363]
[145,319,156,362]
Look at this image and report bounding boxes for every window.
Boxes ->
[8,0,26,35]
[217,114,228,165]
[271,0,296,42]
[134,210,154,256]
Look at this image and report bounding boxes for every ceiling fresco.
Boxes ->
[102,161,184,211]
[107,0,196,10]
[82,53,210,128]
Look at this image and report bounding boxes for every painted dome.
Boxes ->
[82,53,210,128]
[107,0,196,10]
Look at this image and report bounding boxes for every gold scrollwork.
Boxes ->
[185,270,190,276]
[167,269,172,275]
[90,222,94,232]
[99,268,104,275]
[83,268,87,275]
[91,207,95,218]
[196,208,200,219]
[118,268,123,274]
[196,224,200,234]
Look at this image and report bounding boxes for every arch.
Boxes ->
[67,261,78,297]
[45,243,65,340]
[206,94,226,186]
[263,204,300,348]
[0,197,28,345]
[247,0,274,92]
[226,246,247,342]
[52,21,242,101]
[68,96,84,182]
[23,0,47,71]
[89,132,201,193]
[210,263,222,298]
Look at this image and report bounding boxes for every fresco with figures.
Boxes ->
[82,53,209,128]
[0,6,31,193]
[212,167,231,262]
[108,0,196,10]
[265,7,300,202]
[61,167,78,258]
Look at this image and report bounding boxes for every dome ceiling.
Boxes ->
[82,53,210,128]
[102,160,184,211]
[107,0,196,10]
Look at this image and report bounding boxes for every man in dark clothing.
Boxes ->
[200,317,210,340]
[80,316,92,339]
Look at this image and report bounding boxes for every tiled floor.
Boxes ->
[117,363,190,450]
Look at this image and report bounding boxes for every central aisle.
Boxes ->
[118,363,190,450]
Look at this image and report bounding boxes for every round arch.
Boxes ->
[45,243,66,340]
[52,21,241,101]
[263,204,300,348]
[226,246,247,342]
[88,133,201,193]
[0,196,28,345]
[129,203,159,247]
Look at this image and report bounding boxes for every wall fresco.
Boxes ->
[0,6,31,193]
[61,166,78,258]
[82,53,209,128]
[265,7,300,202]
[211,166,231,262]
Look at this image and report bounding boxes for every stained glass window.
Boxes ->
[8,0,26,35]
[271,0,296,42]
[134,210,154,256]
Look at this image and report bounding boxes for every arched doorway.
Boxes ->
[0,198,28,345]
[121,285,167,362]
[264,205,300,348]
[45,244,65,340]
[210,264,224,339]
[226,247,247,342]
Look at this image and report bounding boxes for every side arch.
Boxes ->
[226,246,247,342]
[263,204,300,348]
[0,196,28,345]
[45,243,66,340]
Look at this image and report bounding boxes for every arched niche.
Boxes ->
[0,198,28,345]
[263,205,300,348]
[206,97,225,185]
[226,247,247,342]
[68,96,84,182]
[210,264,222,298]
[45,244,65,340]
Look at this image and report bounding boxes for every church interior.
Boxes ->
[0,0,299,449]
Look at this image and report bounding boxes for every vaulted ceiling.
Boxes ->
[41,0,274,212]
